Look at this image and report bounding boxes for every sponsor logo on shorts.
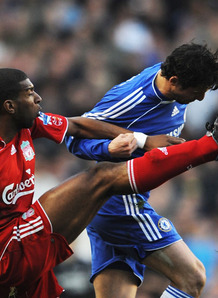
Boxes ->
[22,207,35,219]
[158,217,172,232]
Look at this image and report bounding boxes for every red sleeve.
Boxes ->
[30,112,68,143]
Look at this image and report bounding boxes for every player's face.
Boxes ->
[13,78,42,128]
[169,84,208,104]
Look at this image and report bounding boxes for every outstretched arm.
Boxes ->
[66,117,131,139]
[66,117,185,159]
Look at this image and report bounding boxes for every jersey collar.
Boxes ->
[0,137,6,150]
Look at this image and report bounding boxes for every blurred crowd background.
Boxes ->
[1,0,218,297]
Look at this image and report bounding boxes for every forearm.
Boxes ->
[67,117,130,139]
[66,117,185,158]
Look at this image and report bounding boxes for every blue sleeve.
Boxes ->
[65,136,116,162]
[65,80,146,162]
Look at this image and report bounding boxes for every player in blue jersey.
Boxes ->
[66,43,218,298]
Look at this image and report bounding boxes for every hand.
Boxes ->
[108,133,138,158]
[144,135,186,151]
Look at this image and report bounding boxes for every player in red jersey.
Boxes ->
[0,68,218,298]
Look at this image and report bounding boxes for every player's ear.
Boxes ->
[169,76,179,86]
[3,99,16,114]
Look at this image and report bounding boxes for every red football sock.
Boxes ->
[127,135,218,193]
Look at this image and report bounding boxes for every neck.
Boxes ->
[0,116,19,144]
[155,71,173,99]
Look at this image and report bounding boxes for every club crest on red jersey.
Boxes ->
[51,116,63,126]
[21,141,35,161]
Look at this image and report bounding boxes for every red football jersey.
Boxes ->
[0,112,68,228]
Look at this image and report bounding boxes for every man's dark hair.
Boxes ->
[161,43,218,90]
[0,68,28,107]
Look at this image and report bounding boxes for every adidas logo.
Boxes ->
[157,147,168,155]
[11,144,17,155]
[171,106,179,117]
[26,169,31,175]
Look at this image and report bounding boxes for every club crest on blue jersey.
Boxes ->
[158,218,172,232]
[21,140,35,161]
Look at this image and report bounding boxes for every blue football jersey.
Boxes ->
[66,62,187,215]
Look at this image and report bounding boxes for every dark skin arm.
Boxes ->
[66,117,185,157]
[144,134,185,151]
[66,117,131,139]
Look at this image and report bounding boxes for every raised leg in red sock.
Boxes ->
[127,135,218,193]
